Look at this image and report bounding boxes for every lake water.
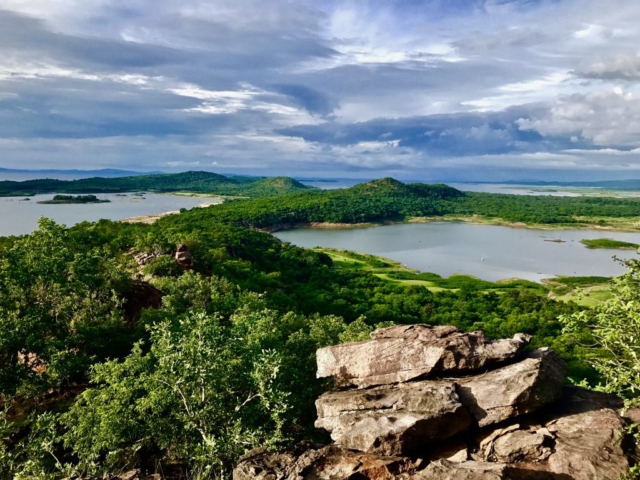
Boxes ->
[275,222,640,282]
[0,193,220,236]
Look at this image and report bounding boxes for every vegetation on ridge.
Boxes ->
[0,171,311,198]
[1,176,639,478]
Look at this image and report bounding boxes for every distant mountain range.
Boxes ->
[0,171,312,198]
[0,167,163,178]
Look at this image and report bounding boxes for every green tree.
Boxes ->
[561,259,640,405]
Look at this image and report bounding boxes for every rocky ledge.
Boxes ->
[234,324,640,480]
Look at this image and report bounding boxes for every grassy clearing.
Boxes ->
[317,247,616,306]
[543,276,613,307]
[580,238,640,251]
[315,248,545,294]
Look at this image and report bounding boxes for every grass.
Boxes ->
[580,238,640,251]
[316,247,617,306]
[314,248,545,294]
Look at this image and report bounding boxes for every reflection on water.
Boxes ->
[275,222,640,282]
[0,193,220,236]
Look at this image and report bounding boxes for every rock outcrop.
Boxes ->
[234,324,639,480]
[316,324,532,388]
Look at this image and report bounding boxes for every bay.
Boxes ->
[0,193,220,236]
[275,222,640,282]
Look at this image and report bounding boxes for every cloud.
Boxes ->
[574,53,640,81]
[1,0,640,180]
[517,88,640,146]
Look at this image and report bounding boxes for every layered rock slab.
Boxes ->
[316,324,531,388]
[315,348,565,455]
[456,348,566,427]
[315,381,471,455]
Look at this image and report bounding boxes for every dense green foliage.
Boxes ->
[580,238,640,250]
[561,259,640,406]
[37,195,110,204]
[0,171,310,198]
[3,176,637,478]
[158,177,640,232]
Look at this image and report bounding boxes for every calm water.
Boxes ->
[0,193,220,236]
[275,222,640,282]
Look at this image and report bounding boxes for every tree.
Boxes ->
[561,259,640,406]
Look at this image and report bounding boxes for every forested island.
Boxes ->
[1,176,640,478]
[0,171,310,198]
[37,194,110,204]
[580,238,640,250]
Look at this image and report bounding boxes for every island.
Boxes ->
[37,194,111,204]
[580,238,640,250]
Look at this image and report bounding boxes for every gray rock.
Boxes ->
[315,381,471,455]
[456,348,566,427]
[316,324,531,388]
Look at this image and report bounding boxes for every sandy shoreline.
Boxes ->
[122,200,222,224]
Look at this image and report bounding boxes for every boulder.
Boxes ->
[315,381,471,455]
[175,244,193,269]
[456,348,566,427]
[317,325,531,388]
[315,349,564,455]
[469,387,633,479]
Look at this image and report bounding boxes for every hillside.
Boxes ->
[159,176,640,232]
[0,171,311,197]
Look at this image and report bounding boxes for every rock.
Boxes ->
[456,348,566,427]
[470,387,634,479]
[488,427,554,463]
[315,381,471,455]
[133,252,156,266]
[175,244,193,269]
[233,445,425,480]
[542,388,632,480]
[416,460,509,479]
[316,324,531,388]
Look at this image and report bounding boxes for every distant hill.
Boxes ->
[0,167,163,178]
[0,171,312,197]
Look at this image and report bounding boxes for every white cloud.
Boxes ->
[517,88,640,146]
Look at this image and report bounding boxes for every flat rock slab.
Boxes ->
[316,381,471,455]
[316,324,531,388]
[456,348,566,427]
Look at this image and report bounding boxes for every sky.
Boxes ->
[1,0,640,181]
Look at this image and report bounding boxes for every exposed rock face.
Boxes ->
[315,381,472,455]
[316,324,531,388]
[234,324,639,480]
[456,348,566,427]
[175,244,193,269]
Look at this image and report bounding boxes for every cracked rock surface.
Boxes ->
[234,324,639,480]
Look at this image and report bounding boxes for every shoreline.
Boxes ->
[267,215,640,234]
[122,198,223,224]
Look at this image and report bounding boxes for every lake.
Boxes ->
[275,222,640,282]
[0,193,220,236]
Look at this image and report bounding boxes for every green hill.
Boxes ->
[0,171,311,197]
